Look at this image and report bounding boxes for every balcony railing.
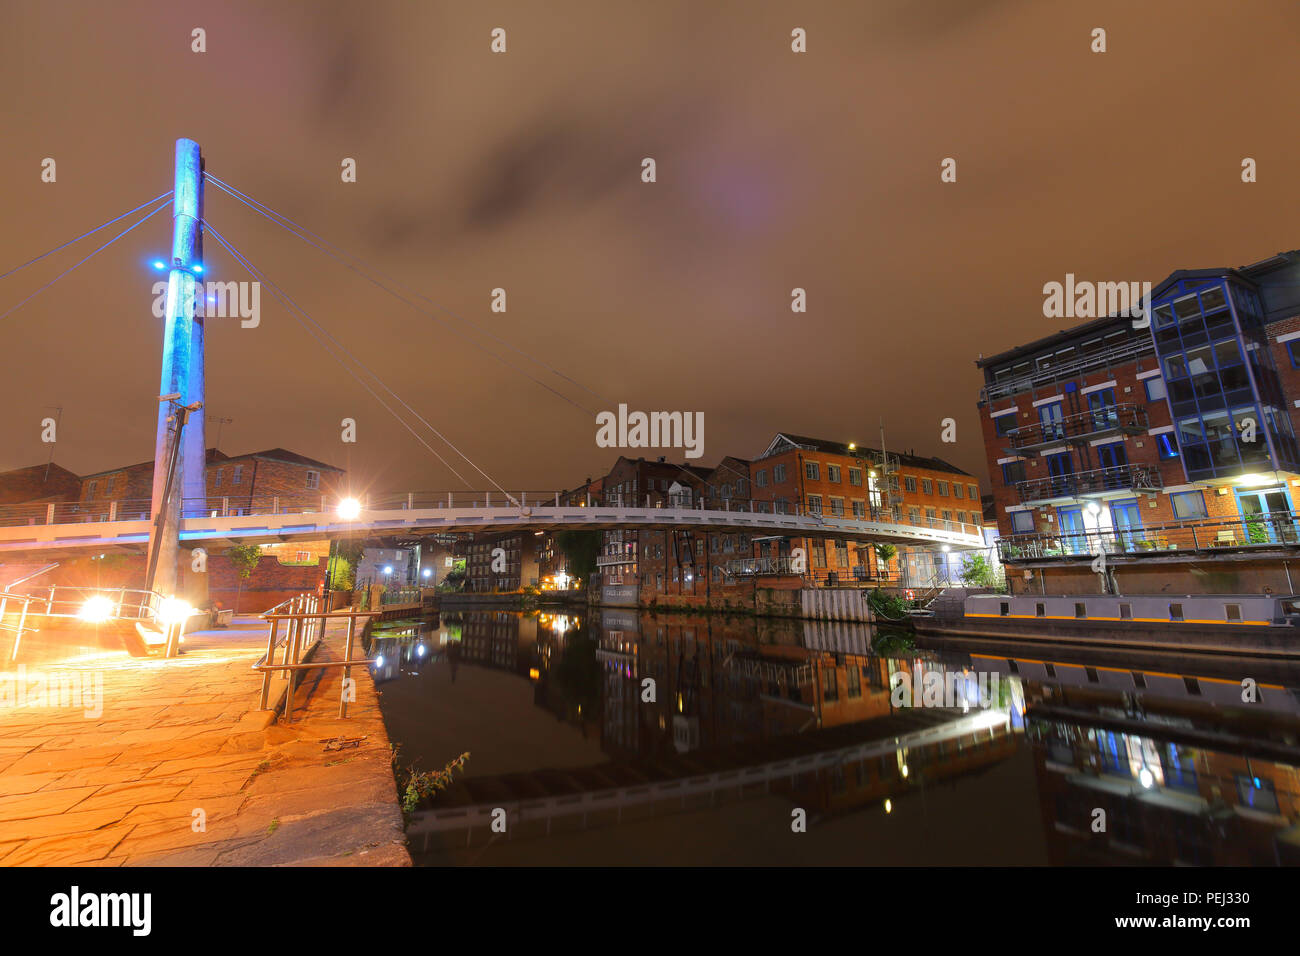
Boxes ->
[982,338,1155,402]
[997,510,1300,562]
[1016,464,1162,504]
[1008,404,1148,451]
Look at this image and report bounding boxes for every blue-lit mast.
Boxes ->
[145,139,205,598]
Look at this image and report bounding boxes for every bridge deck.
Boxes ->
[0,504,984,558]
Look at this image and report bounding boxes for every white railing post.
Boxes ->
[46,503,54,525]
[108,501,117,521]
[272,496,280,514]
[408,492,415,510]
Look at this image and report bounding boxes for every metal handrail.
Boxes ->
[1015,464,1162,503]
[982,338,1156,402]
[253,592,382,722]
[1008,404,1148,449]
[997,509,1300,561]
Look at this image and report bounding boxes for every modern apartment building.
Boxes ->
[978,248,1300,595]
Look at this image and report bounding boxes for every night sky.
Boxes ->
[1,0,1297,497]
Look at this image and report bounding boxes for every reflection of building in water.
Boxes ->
[594,614,913,759]
[457,612,540,675]
[1017,656,1300,865]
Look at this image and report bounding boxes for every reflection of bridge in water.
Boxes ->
[0,490,985,559]
[407,708,1010,845]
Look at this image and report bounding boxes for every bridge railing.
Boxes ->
[0,490,986,541]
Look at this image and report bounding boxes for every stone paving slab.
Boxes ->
[0,613,410,866]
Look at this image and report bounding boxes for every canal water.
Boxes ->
[367,607,1300,866]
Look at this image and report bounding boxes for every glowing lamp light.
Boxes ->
[1238,473,1272,487]
[1086,501,1102,515]
[151,260,167,271]
[883,799,892,814]
[192,263,204,275]
[157,597,196,625]
[383,566,393,575]
[337,497,362,520]
[416,644,426,658]
[374,655,385,668]
[1139,767,1155,789]
[422,568,432,579]
[78,595,114,623]
[529,667,541,680]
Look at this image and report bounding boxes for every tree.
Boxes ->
[554,530,602,588]
[226,544,262,614]
[958,552,999,588]
[873,543,898,577]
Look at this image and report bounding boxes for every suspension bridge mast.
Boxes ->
[144,139,206,600]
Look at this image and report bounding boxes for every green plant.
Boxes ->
[401,752,470,814]
[873,542,898,572]
[225,544,262,614]
[1245,516,1268,544]
[958,553,999,588]
[867,588,909,620]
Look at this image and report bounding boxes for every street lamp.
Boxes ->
[78,595,114,623]
[337,497,361,520]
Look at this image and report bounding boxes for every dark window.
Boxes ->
[994,414,1016,436]
[1035,603,1046,618]
[1225,603,1242,622]
[1170,603,1184,621]
[1119,603,1132,619]
[1074,602,1087,619]
[999,602,1009,617]
[1288,340,1300,369]
[1131,671,1146,688]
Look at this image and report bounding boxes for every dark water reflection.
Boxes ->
[367,607,1300,866]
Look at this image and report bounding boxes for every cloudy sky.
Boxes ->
[1,0,1297,497]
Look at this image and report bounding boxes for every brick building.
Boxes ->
[977,247,1300,595]
[747,433,980,586]
[0,462,82,505]
[79,447,345,519]
[466,531,542,593]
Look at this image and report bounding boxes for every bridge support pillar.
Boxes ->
[144,138,205,600]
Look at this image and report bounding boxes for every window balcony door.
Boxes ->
[1039,402,1065,442]
[1234,486,1296,544]
[1110,498,1142,551]
[1058,507,1087,555]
